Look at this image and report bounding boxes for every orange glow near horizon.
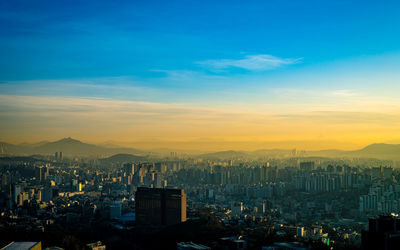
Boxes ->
[1,95,399,151]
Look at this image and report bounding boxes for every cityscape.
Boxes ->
[1,1,400,250]
[1,139,400,249]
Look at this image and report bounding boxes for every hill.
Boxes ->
[307,143,400,160]
[99,153,147,164]
[2,139,400,160]
[198,143,400,160]
[0,137,144,157]
[349,143,400,159]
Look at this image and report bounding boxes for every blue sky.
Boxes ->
[1,0,400,82]
[1,0,400,104]
[1,0,400,148]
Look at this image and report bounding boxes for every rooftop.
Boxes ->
[2,242,41,250]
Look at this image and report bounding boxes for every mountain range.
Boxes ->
[1,138,400,160]
[199,144,400,160]
[309,143,400,160]
[0,137,143,157]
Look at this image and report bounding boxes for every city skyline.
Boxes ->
[1,1,400,150]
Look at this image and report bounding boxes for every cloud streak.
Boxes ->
[1,95,400,150]
[197,54,301,71]
[332,89,358,97]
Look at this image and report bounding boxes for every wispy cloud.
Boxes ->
[0,77,165,101]
[1,94,400,150]
[196,54,301,71]
[150,69,227,81]
[150,70,201,81]
[1,95,399,145]
[332,89,358,97]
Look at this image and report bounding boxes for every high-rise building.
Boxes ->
[371,167,382,179]
[153,172,163,188]
[231,201,243,216]
[383,166,393,179]
[135,187,186,226]
[109,202,122,219]
[297,227,305,238]
[155,162,167,173]
[40,188,53,202]
[36,166,48,183]
[55,152,63,160]
[300,162,315,172]
[13,184,22,204]
[123,163,135,175]
[362,215,400,250]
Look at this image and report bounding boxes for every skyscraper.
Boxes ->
[362,215,400,250]
[135,187,186,226]
[36,166,48,183]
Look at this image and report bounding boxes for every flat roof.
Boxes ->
[2,242,40,250]
[177,242,210,250]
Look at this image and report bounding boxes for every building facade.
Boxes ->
[135,187,186,226]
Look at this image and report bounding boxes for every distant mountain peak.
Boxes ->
[359,143,400,152]
[55,137,81,143]
[0,138,144,157]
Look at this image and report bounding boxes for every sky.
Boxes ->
[1,0,400,151]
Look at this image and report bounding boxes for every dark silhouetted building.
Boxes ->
[362,215,400,250]
[135,187,186,226]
